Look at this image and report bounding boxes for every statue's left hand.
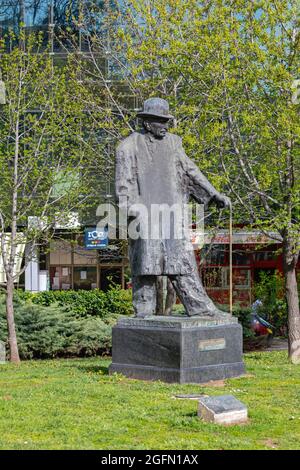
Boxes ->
[214,193,231,209]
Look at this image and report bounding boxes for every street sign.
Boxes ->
[84,227,108,250]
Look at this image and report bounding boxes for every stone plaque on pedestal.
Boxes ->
[0,341,6,364]
[109,316,245,384]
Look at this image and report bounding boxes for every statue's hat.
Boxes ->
[136,97,174,120]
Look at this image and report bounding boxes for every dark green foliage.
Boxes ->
[254,271,288,336]
[0,288,133,359]
[232,307,255,340]
[213,302,255,340]
[15,287,133,318]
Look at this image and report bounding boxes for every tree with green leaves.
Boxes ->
[206,0,300,363]
[72,0,299,361]
[0,30,105,363]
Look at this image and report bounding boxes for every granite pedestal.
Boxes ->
[109,315,245,383]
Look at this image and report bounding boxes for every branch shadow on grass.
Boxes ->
[77,365,109,375]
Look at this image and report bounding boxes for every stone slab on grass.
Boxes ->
[198,394,248,425]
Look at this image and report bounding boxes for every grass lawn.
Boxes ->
[0,351,299,450]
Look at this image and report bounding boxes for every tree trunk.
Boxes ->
[156,276,164,315]
[164,278,176,316]
[6,276,20,364]
[283,238,300,364]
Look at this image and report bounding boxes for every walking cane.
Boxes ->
[229,204,233,315]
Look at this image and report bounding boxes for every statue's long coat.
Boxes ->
[115,131,221,276]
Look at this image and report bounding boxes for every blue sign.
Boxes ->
[84,227,108,250]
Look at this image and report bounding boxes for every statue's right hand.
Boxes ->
[214,193,231,210]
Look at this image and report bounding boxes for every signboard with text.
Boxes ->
[192,231,281,247]
[84,227,108,250]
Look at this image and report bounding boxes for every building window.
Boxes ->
[202,267,251,290]
[253,251,277,262]
[202,267,227,289]
[201,246,227,266]
[232,268,251,288]
[232,251,251,266]
[73,266,97,290]
[50,266,72,290]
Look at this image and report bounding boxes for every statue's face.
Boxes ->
[143,118,169,139]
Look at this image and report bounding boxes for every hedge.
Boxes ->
[16,287,134,318]
[0,288,263,359]
[0,287,133,359]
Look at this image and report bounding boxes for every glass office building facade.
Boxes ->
[1,1,82,34]
[0,1,110,57]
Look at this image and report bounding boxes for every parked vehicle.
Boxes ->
[251,299,274,346]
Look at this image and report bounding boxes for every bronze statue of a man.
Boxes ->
[115,97,231,318]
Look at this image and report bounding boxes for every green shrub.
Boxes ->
[105,287,134,316]
[0,292,128,359]
[16,287,133,318]
[253,271,288,335]
[232,307,255,340]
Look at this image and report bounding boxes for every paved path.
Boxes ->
[264,338,288,352]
